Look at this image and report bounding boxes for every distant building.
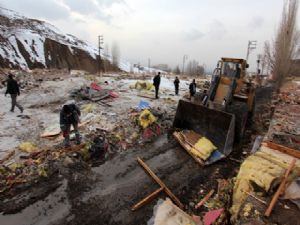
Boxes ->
[153,64,170,72]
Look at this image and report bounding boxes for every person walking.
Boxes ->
[60,103,81,147]
[174,76,180,95]
[189,79,197,98]
[5,73,23,113]
[153,72,161,99]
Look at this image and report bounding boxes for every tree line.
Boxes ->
[173,60,206,76]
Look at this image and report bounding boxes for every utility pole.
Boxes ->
[148,58,151,73]
[98,35,104,75]
[257,54,261,76]
[246,40,257,61]
[182,54,188,75]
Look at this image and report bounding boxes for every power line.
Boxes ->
[246,40,257,61]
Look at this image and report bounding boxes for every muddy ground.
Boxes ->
[0,133,244,225]
[1,71,298,225]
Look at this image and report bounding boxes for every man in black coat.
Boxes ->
[5,74,23,113]
[60,103,81,147]
[189,79,197,98]
[174,76,180,95]
[153,72,161,99]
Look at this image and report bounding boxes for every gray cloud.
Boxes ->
[184,29,205,41]
[62,0,99,15]
[1,0,70,20]
[208,20,227,40]
[1,0,126,23]
[95,0,125,7]
[61,0,126,23]
[248,16,264,30]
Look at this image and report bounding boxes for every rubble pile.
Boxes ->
[0,72,180,204]
[230,79,300,225]
[1,69,300,225]
[266,80,300,150]
[0,143,84,195]
[231,144,300,221]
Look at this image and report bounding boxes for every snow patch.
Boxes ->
[0,7,162,73]
[16,30,46,65]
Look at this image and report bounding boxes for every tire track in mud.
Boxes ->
[57,135,198,225]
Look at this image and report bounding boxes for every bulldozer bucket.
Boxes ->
[173,100,235,164]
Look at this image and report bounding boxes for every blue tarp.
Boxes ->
[138,100,150,110]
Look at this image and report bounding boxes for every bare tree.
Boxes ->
[186,60,205,76]
[111,41,120,67]
[264,0,299,87]
[173,65,181,75]
[261,41,273,75]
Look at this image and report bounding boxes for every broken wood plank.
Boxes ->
[195,189,214,209]
[131,187,164,211]
[265,158,296,217]
[0,150,15,164]
[243,190,267,205]
[264,141,300,159]
[137,94,154,99]
[137,157,184,209]
[180,131,209,157]
[96,100,112,107]
[173,131,204,166]
[59,143,86,153]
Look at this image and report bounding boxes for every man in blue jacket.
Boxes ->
[60,103,81,147]
[5,74,23,113]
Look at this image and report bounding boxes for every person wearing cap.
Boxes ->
[5,73,23,113]
[60,103,81,147]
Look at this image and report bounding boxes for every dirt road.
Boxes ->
[0,133,240,225]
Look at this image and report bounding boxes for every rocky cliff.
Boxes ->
[0,7,121,73]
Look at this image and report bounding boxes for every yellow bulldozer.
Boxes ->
[209,57,255,111]
[173,58,255,164]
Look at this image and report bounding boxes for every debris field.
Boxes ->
[0,70,300,225]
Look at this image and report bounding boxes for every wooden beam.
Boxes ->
[131,187,164,211]
[173,132,204,166]
[137,157,184,209]
[195,189,214,209]
[243,190,267,205]
[264,141,300,159]
[0,150,15,164]
[265,159,296,217]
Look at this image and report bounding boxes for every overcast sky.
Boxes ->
[1,0,298,71]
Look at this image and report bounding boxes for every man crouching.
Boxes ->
[60,103,81,147]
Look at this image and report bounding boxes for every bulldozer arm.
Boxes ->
[173,100,235,164]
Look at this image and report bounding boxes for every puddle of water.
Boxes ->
[0,179,70,225]
[82,135,183,202]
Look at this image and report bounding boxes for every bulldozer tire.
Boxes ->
[226,101,248,142]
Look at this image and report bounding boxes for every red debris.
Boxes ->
[203,208,224,225]
[90,82,103,91]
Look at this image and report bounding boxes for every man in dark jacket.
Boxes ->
[189,79,197,98]
[153,72,161,99]
[5,74,23,113]
[174,76,180,95]
[60,103,81,147]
